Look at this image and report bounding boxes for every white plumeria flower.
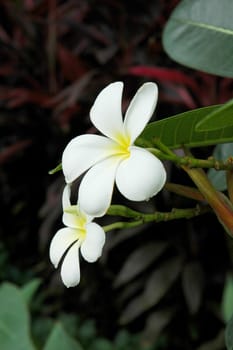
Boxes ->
[49,185,105,288]
[62,82,166,217]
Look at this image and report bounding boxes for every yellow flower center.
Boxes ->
[64,205,87,240]
[112,132,131,158]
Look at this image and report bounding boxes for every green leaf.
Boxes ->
[139,105,233,149]
[0,282,35,350]
[225,313,233,350]
[44,323,84,350]
[221,274,233,323]
[162,0,233,77]
[196,99,233,131]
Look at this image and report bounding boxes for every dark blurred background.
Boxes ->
[0,1,232,349]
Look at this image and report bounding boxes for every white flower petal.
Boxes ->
[81,223,105,263]
[79,156,122,217]
[62,134,116,183]
[116,147,166,201]
[124,83,158,144]
[62,185,77,228]
[49,227,78,268]
[90,82,124,141]
[62,184,71,209]
[61,241,81,288]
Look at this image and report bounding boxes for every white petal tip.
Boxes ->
[63,280,79,288]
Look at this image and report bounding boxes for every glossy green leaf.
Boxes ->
[196,99,233,131]
[44,323,84,350]
[162,0,233,77]
[0,283,35,350]
[139,105,233,149]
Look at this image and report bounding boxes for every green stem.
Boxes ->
[104,205,210,232]
[49,162,62,174]
[104,220,143,232]
[148,148,233,171]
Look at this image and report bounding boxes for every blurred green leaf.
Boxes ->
[162,0,233,77]
[221,274,233,323]
[197,330,225,350]
[89,338,113,350]
[43,323,84,350]
[21,278,41,305]
[142,308,175,345]
[114,330,134,349]
[182,262,204,315]
[208,143,233,191]
[119,257,182,324]
[196,99,233,131]
[225,312,233,350]
[140,105,233,149]
[32,317,54,349]
[114,242,167,288]
[0,282,35,350]
[77,319,96,345]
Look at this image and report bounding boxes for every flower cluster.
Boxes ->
[49,82,166,287]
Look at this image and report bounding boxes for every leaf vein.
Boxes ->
[173,17,233,35]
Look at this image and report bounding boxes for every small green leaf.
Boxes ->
[196,99,233,131]
[43,323,84,350]
[221,274,233,323]
[139,105,233,149]
[162,0,233,77]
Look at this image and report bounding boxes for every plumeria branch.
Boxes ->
[147,138,233,170]
[103,204,210,232]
